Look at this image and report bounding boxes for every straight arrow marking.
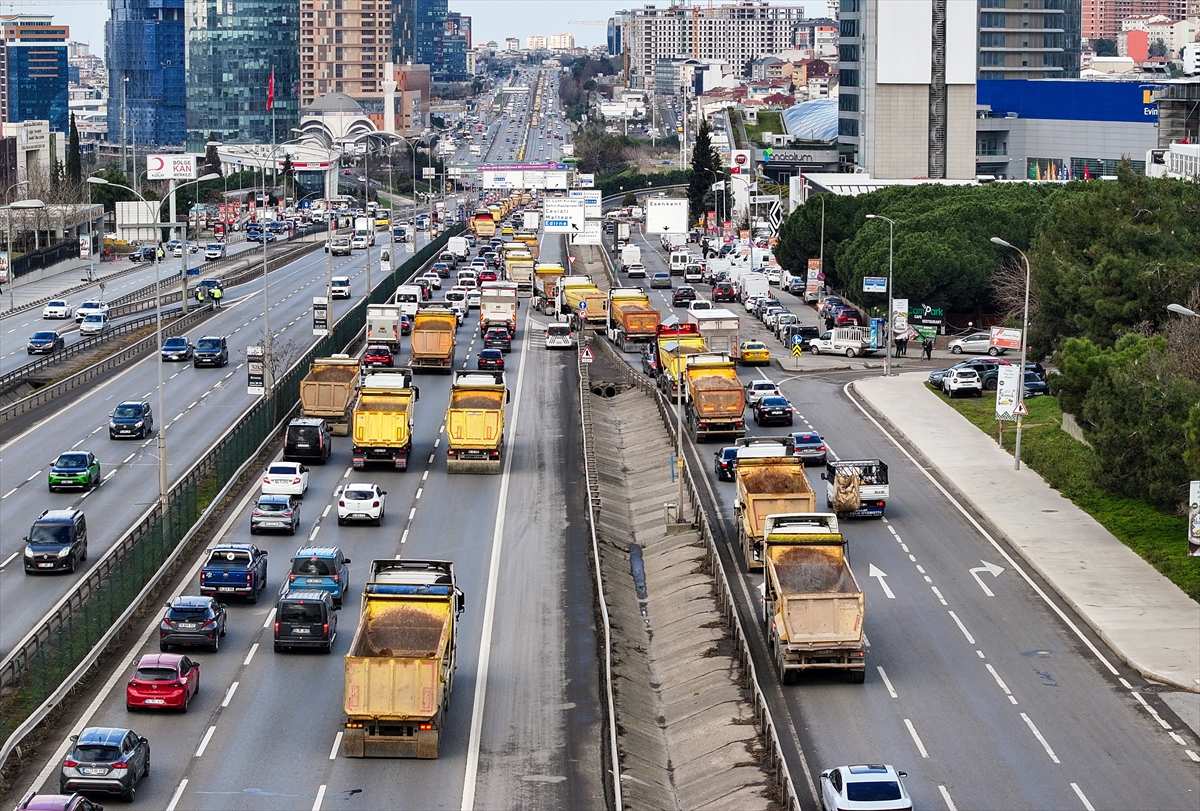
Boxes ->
[868,564,895,599]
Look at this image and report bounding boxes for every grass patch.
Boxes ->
[744,111,783,145]
[928,385,1198,603]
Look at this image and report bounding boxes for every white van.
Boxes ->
[545,323,574,349]
[456,269,478,288]
[669,251,691,276]
[808,327,878,358]
[392,285,422,317]
[683,262,704,283]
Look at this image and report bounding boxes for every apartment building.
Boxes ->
[1,14,70,134]
[1081,0,1196,42]
[299,0,395,111]
[527,35,548,51]
[623,2,806,89]
[548,33,576,50]
[977,0,1082,80]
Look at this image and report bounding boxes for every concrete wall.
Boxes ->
[947,84,977,179]
[870,84,930,178]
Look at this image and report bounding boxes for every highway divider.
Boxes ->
[0,228,460,773]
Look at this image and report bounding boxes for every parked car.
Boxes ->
[48,451,100,491]
[28,330,65,355]
[286,546,352,606]
[773,313,800,338]
[59,727,149,801]
[819,765,911,811]
[782,324,821,351]
[928,358,1008,390]
[158,596,227,652]
[337,482,387,526]
[128,246,158,262]
[160,336,193,361]
[713,446,739,481]
[753,395,794,427]
[942,367,983,398]
[1024,370,1050,397]
[744,378,780,406]
[949,331,1005,355]
[790,432,828,465]
[477,348,505,370]
[125,653,200,712]
[109,401,153,439]
[250,493,301,535]
[42,300,73,319]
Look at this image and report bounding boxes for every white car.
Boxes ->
[78,313,111,336]
[745,379,780,406]
[466,289,482,309]
[545,323,574,349]
[330,276,351,299]
[350,235,368,250]
[75,300,107,323]
[943,368,983,398]
[819,765,912,811]
[338,482,387,526]
[687,299,712,314]
[744,295,765,313]
[42,300,73,319]
[625,262,646,278]
[261,461,310,497]
[421,271,443,290]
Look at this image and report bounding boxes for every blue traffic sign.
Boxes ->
[187,268,200,275]
[578,300,588,311]
[547,219,569,227]
[791,334,803,346]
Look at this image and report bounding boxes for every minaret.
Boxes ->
[383,62,398,134]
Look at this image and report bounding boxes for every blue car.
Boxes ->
[1023,371,1050,397]
[286,546,351,606]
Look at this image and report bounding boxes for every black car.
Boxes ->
[640,344,659,377]
[127,246,159,263]
[159,596,227,652]
[24,509,88,574]
[477,348,505,370]
[28,330,65,355]
[782,324,821,351]
[60,727,149,802]
[713,447,738,481]
[160,336,193,361]
[672,286,697,307]
[193,335,229,367]
[109,401,154,439]
[753,395,794,427]
[483,327,512,353]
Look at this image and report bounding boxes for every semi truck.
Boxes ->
[351,370,420,470]
[762,513,866,684]
[445,370,511,474]
[522,211,540,231]
[366,304,403,353]
[479,282,519,334]
[343,559,465,758]
[410,307,458,372]
[299,356,361,436]
[686,308,740,355]
[655,323,707,398]
[824,459,890,518]
[733,437,817,571]
[534,263,566,315]
[556,276,606,331]
[683,353,746,441]
[606,287,660,353]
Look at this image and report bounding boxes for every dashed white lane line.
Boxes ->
[343,467,352,478]
[931,586,947,606]
[166,778,189,811]
[26,470,41,481]
[401,528,409,544]
[243,643,259,666]
[329,732,343,760]
[222,682,239,707]
[408,507,416,520]
[1020,712,1060,763]
[903,719,929,758]
[123,453,136,464]
[876,666,898,699]
[2,488,17,499]
[1071,783,1095,810]
[311,781,327,809]
[194,725,217,757]
[0,551,19,569]
[985,664,1018,705]
[322,504,331,518]
[422,470,429,481]
[103,470,116,481]
[937,785,958,810]
[947,610,975,645]
[415,487,423,499]
[262,607,277,629]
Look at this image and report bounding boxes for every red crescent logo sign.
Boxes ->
[150,156,165,171]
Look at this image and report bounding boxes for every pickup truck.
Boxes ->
[824,459,890,518]
[200,543,269,603]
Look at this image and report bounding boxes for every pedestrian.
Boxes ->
[893,336,902,358]
[212,287,223,309]
[825,314,835,331]
[899,335,908,357]
[923,336,934,360]
[196,288,206,303]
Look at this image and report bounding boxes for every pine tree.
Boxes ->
[687,118,723,226]
[66,113,82,184]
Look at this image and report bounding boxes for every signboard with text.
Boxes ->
[147,154,197,181]
[313,297,329,337]
[571,219,603,245]
[1189,480,1200,557]
[645,198,688,234]
[995,365,1021,421]
[543,198,585,232]
[568,189,602,218]
[246,345,266,396]
[990,326,1022,351]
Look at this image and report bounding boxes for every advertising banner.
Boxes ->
[996,365,1021,421]
[1189,481,1200,557]
[892,298,909,335]
[79,236,91,259]
[147,154,197,181]
[313,297,329,337]
[991,326,1022,351]
[246,345,266,395]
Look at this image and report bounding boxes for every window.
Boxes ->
[838,117,859,136]
[980,0,1006,6]
[838,68,858,87]
[839,93,859,111]
[980,52,1006,65]
[980,31,1005,46]
[840,19,858,37]
[980,12,1006,27]
[839,44,859,62]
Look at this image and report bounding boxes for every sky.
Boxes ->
[53,0,822,54]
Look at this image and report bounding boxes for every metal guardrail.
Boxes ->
[2,262,146,318]
[0,228,460,775]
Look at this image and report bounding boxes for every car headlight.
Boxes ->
[24,546,34,557]
[110,420,118,428]
[135,420,144,428]
[56,547,73,557]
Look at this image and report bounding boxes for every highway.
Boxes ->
[0,233,432,660]
[18,233,604,811]
[608,225,1200,810]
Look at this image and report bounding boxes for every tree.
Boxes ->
[203,134,223,178]
[573,127,630,176]
[66,113,82,185]
[622,191,637,207]
[1148,38,1168,59]
[1092,38,1118,57]
[686,118,724,226]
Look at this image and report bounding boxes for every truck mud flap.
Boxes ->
[394,454,409,471]
[446,456,502,475]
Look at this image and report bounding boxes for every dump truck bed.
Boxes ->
[345,601,450,721]
[767,544,863,649]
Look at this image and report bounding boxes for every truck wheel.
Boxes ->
[247,589,258,605]
[848,669,866,684]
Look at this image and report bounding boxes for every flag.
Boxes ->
[267,68,275,111]
[749,182,758,192]
[711,180,725,191]
[1083,165,1091,180]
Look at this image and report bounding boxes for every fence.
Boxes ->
[0,228,458,770]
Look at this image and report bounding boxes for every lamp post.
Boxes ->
[1167,303,1198,318]
[87,173,219,513]
[865,214,895,377]
[990,237,1032,471]
[2,198,45,311]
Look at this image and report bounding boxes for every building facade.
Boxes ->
[185,0,299,150]
[837,0,977,179]
[624,2,806,89]
[548,33,575,50]
[977,0,1082,80]
[106,0,186,148]
[1081,0,1195,42]
[608,12,631,59]
[1,14,70,135]
[299,0,395,113]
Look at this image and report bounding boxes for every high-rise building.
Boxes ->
[106,0,186,148]
[978,0,1081,80]
[623,2,807,90]
[403,0,468,83]
[527,35,548,51]
[548,33,576,50]
[1,14,70,134]
[1081,0,1193,42]
[298,0,395,119]
[608,12,631,58]
[837,0,976,179]
[185,0,299,150]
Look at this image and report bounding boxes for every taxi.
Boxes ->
[739,341,772,367]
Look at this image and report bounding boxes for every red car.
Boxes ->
[126,653,200,712]
[361,344,394,368]
[478,269,498,283]
[834,308,863,326]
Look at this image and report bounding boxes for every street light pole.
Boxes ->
[866,213,895,377]
[990,236,1031,471]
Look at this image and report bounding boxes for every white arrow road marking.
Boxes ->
[969,560,1005,596]
[868,564,895,599]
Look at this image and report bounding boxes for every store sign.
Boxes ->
[991,326,1022,350]
[996,365,1021,422]
[908,302,945,328]
[247,345,266,395]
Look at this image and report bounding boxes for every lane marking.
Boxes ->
[222,682,239,707]
[931,586,947,606]
[2,488,17,498]
[165,778,188,811]
[322,504,331,518]
[876,666,898,698]
[329,732,342,760]
[1070,783,1095,810]
[985,663,1018,705]
[1020,712,1060,763]
[415,487,423,499]
[0,551,19,569]
[938,785,958,810]
[194,725,217,757]
[948,610,976,645]
[312,784,326,811]
[263,607,277,629]
[1130,691,1172,729]
[401,528,409,544]
[903,718,929,758]
[243,643,259,666]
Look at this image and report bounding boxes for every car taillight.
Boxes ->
[323,623,330,637]
[160,621,172,630]
[332,573,339,582]
[339,499,345,507]
[292,477,301,485]
[246,573,253,582]
[263,476,270,484]
[274,622,280,635]
[111,761,127,769]
[63,759,78,767]
[289,573,296,583]
[203,618,216,628]
[284,509,293,515]
[372,500,380,508]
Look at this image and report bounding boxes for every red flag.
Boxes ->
[267,68,275,111]
[1083,165,1091,180]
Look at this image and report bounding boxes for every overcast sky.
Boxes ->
[56,0,822,55]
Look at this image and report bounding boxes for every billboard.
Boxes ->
[644,198,688,235]
[569,189,601,219]
[482,170,521,189]
[147,154,197,181]
[729,150,752,175]
[543,198,585,233]
[990,326,1022,351]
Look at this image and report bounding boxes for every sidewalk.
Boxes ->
[2,258,105,313]
[853,373,1200,700]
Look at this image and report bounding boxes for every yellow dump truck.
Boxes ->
[655,323,708,399]
[734,437,818,571]
[343,559,465,758]
[534,263,566,315]
[556,276,607,331]
[606,287,660,353]
[502,249,536,297]
[410,307,458,373]
[299,355,360,436]
[762,513,866,684]
[683,353,746,441]
[445,370,510,473]
[351,370,420,470]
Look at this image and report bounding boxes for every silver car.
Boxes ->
[60,726,150,802]
[250,493,301,535]
[948,331,1005,356]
